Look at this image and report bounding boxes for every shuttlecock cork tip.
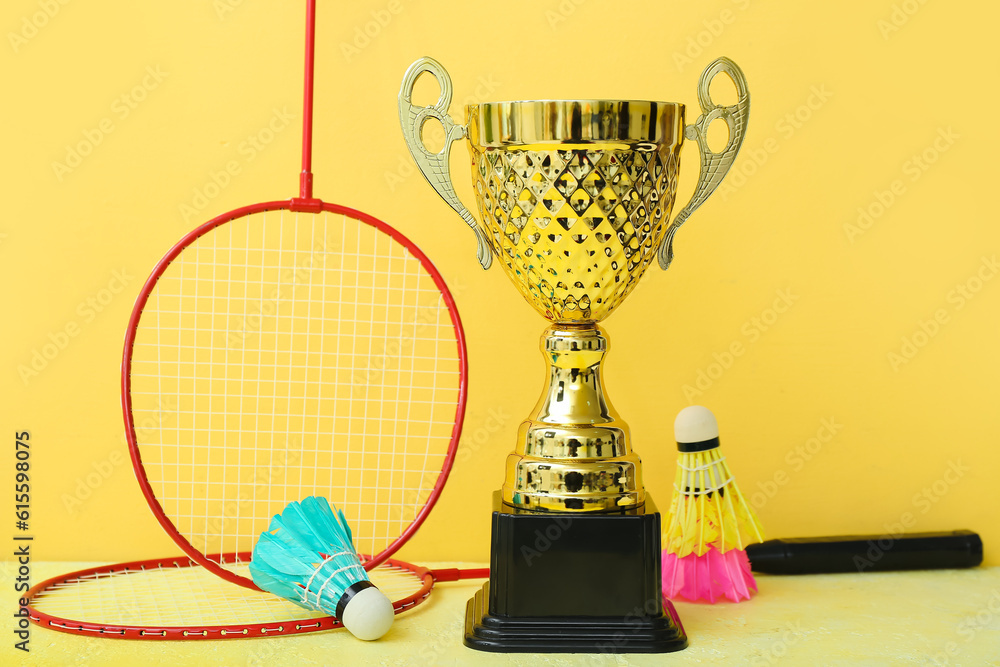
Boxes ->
[674,405,719,447]
[341,585,395,641]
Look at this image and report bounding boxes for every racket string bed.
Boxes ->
[26,555,444,640]
[125,205,466,586]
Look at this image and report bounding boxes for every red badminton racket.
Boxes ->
[121,0,467,591]
[26,554,486,640]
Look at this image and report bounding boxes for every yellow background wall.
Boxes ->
[2,0,998,568]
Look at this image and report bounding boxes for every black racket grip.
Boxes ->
[746,530,983,574]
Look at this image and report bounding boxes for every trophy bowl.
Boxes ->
[466,98,684,323]
[399,56,748,513]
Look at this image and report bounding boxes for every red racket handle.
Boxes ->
[431,568,490,582]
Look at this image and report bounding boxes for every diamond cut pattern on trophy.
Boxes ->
[470,146,680,322]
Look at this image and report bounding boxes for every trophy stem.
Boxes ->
[501,323,645,511]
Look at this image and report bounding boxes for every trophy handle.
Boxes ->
[657,57,749,270]
[398,57,493,270]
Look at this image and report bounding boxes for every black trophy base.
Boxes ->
[464,582,687,653]
[463,492,687,654]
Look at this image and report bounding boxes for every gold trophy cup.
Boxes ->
[399,57,749,515]
[399,56,749,653]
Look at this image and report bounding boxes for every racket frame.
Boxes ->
[121,200,468,590]
[25,552,442,640]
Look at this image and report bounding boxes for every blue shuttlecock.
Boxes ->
[249,496,395,640]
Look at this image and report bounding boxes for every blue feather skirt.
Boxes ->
[250,496,372,615]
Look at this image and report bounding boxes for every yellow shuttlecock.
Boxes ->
[663,406,764,558]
